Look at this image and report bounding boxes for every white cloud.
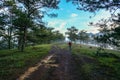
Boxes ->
[86,26,100,34]
[85,10,111,33]
[71,13,78,17]
[91,10,111,22]
[47,20,67,35]
[54,22,67,35]
[47,10,111,35]
[48,21,58,27]
[54,22,66,30]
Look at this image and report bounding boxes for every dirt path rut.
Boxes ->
[17,46,74,80]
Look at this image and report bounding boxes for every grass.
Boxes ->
[72,44,120,56]
[71,44,97,57]
[0,44,51,80]
[0,43,120,80]
[81,63,93,74]
[71,44,120,80]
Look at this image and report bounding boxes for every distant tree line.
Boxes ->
[66,24,120,50]
[67,0,120,49]
[90,14,120,49]
[65,26,89,44]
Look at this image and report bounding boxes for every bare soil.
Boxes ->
[17,45,109,80]
[17,45,78,80]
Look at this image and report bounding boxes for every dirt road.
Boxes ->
[17,45,77,80]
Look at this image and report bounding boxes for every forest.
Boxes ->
[0,0,120,80]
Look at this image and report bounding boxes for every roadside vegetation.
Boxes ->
[0,44,51,80]
[0,0,120,80]
[72,44,120,80]
[0,43,120,80]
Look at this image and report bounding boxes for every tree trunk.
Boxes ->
[18,36,21,50]
[20,27,26,52]
[19,1,31,52]
[17,29,25,52]
[8,36,11,49]
[8,27,12,49]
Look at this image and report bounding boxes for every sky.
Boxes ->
[43,0,111,35]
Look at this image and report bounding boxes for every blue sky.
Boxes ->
[43,0,111,35]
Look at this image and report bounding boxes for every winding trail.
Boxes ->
[17,45,76,80]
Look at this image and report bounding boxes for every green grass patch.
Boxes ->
[70,44,120,80]
[0,44,51,80]
[98,57,117,67]
[81,63,93,74]
[72,44,97,56]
